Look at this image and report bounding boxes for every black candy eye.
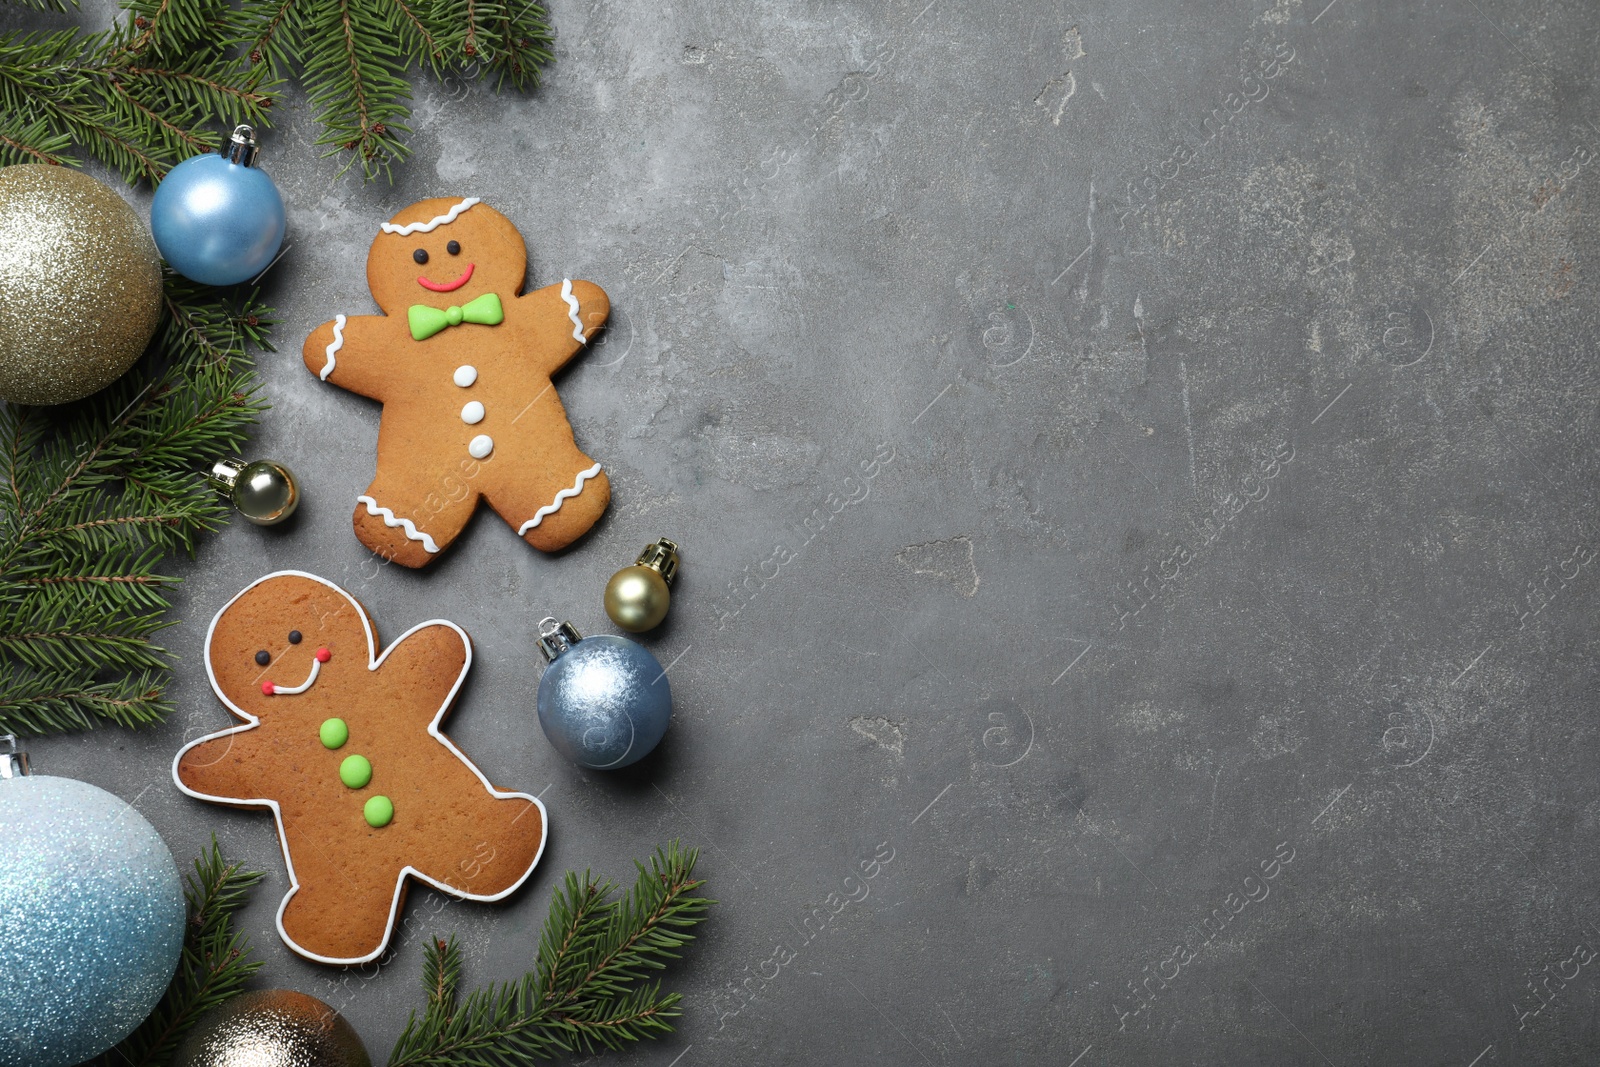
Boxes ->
[413,248,429,264]
[288,630,302,644]
[254,650,270,666]
[447,240,460,255]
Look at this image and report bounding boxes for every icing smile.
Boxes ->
[263,647,332,695]
[417,263,475,292]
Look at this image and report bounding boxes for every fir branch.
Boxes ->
[3,0,554,184]
[0,277,268,737]
[89,838,265,1067]
[539,870,611,1000]
[0,668,166,733]
[424,935,464,1026]
[231,0,298,72]
[296,0,414,179]
[0,29,184,181]
[381,0,444,72]
[388,843,712,1067]
[0,113,75,167]
[430,0,553,92]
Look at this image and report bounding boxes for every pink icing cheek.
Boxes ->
[315,647,332,663]
[261,681,275,695]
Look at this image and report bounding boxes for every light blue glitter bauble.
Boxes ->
[0,775,185,1067]
[537,629,673,770]
[150,147,285,286]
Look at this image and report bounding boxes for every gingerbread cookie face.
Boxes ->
[172,571,547,966]
[365,197,527,316]
[303,196,612,567]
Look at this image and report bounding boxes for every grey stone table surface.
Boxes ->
[20,0,1600,1062]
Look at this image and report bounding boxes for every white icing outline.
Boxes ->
[380,198,481,235]
[518,463,603,535]
[560,279,585,344]
[320,315,345,381]
[269,655,321,695]
[171,570,548,967]
[357,495,440,554]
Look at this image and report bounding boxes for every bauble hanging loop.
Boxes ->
[220,124,261,167]
[151,124,287,287]
[535,617,673,770]
[208,458,299,525]
[604,538,680,633]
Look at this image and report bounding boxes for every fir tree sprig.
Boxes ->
[288,0,420,179]
[1,0,555,182]
[388,842,712,1066]
[0,21,275,182]
[0,275,269,737]
[89,838,265,1067]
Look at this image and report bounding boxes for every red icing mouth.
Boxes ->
[417,263,475,292]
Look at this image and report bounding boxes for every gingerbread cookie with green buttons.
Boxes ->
[171,570,547,966]
[303,196,611,567]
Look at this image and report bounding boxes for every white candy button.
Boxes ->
[461,401,485,425]
[468,434,494,459]
[453,365,478,387]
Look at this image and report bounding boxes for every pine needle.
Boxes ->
[0,275,269,737]
[388,842,713,1067]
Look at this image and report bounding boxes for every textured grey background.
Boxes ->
[20,0,1600,1062]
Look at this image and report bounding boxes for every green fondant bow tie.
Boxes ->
[408,292,504,341]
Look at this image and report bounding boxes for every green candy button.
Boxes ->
[339,754,372,789]
[319,718,348,750]
[364,795,394,828]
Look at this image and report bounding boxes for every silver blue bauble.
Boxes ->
[0,741,185,1067]
[150,125,285,287]
[536,620,673,769]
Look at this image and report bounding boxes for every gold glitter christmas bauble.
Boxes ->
[0,165,162,405]
[171,990,372,1067]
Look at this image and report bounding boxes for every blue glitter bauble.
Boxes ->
[537,635,673,769]
[0,775,186,1067]
[150,153,285,286]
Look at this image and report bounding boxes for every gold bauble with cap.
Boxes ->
[208,458,300,525]
[604,538,680,632]
[171,989,371,1067]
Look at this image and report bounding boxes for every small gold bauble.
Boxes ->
[603,538,680,632]
[605,566,671,632]
[0,165,163,405]
[171,989,371,1067]
[209,458,299,525]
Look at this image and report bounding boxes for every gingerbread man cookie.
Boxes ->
[303,197,611,568]
[172,571,547,966]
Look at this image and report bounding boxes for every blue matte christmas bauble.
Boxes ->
[536,624,673,770]
[0,774,186,1067]
[150,144,285,286]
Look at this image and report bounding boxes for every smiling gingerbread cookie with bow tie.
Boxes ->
[303,197,610,567]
